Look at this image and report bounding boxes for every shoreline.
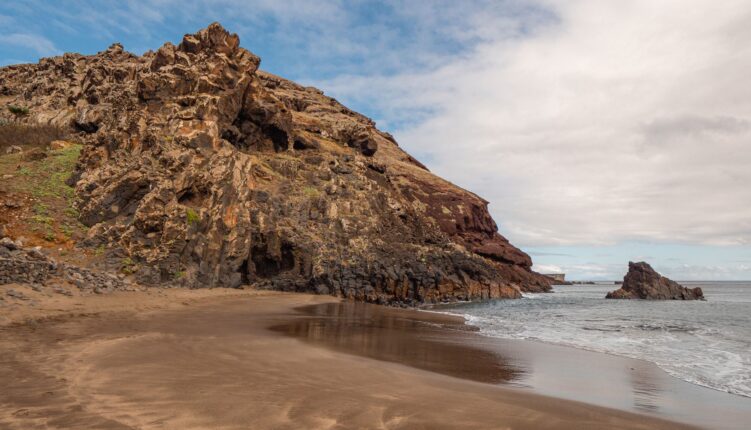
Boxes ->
[463,328,751,429]
[280,300,751,430]
[426,282,751,406]
[0,288,703,429]
[478,328,751,401]
[426,305,750,400]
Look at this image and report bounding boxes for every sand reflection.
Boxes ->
[628,361,665,413]
[271,302,526,384]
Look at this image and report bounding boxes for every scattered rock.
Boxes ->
[0,237,21,251]
[606,261,704,300]
[50,140,73,150]
[26,246,47,260]
[0,238,128,294]
[22,148,47,161]
[6,289,29,300]
[52,286,73,296]
[0,241,55,284]
[5,145,22,154]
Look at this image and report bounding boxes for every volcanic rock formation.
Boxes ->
[0,23,551,304]
[606,261,704,300]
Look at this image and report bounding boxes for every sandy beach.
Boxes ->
[2,4,750,429]
[0,286,703,429]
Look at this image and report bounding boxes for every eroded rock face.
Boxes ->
[0,23,551,304]
[606,262,704,300]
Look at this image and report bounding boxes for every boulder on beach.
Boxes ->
[606,261,704,300]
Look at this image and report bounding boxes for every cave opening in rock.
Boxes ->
[178,190,196,204]
[239,258,250,284]
[221,127,242,147]
[280,243,295,271]
[73,120,99,134]
[177,187,208,207]
[251,242,296,278]
[264,125,289,152]
[252,252,277,278]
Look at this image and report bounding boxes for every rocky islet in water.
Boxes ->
[606,261,704,300]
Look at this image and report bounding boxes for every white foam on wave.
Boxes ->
[461,312,751,398]
[437,284,751,400]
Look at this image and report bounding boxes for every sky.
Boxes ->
[2,0,750,280]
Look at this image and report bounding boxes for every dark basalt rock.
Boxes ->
[0,23,551,304]
[606,261,704,300]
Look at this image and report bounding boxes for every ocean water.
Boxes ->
[441,282,751,398]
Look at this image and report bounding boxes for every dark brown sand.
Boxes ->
[0,291,698,429]
[278,302,751,430]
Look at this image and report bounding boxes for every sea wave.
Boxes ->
[444,284,751,399]
[460,315,751,398]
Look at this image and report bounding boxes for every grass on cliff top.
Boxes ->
[0,141,87,247]
[1,144,81,198]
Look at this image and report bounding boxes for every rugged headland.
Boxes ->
[0,23,550,305]
[606,262,704,300]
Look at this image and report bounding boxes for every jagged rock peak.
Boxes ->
[179,22,241,55]
[606,262,704,300]
[0,23,551,305]
[106,43,124,53]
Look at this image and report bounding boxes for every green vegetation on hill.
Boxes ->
[6,105,30,122]
[0,130,86,244]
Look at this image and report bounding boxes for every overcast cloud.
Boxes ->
[0,33,57,56]
[321,0,751,249]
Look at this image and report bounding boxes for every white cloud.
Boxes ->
[661,263,751,281]
[532,264,564,274]
[0,33,57,55]
[535,261,751,281]
[321,0,751,248]
[532,262,625,280]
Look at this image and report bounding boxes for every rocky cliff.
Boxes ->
[0,23,550,304]
[606,262,704,300]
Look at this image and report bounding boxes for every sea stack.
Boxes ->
[0,23,551,305]
[606,261,704,300]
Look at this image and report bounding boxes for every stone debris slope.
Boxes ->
[0,236,135,301]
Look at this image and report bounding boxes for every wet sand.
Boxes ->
[277,302,751,429]
[0,291,700,429]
